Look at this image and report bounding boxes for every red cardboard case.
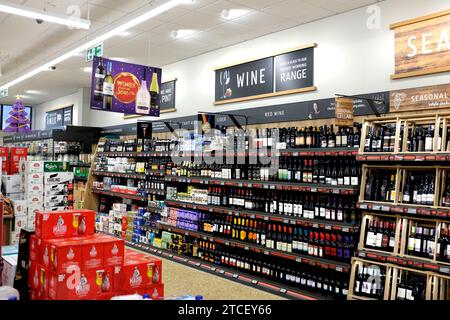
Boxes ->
[35,210,95,239]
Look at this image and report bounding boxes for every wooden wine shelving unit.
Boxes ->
[349,111,450,300]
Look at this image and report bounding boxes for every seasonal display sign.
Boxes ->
[391,9,450,79]
[214,44,316,105]
[390,83,450,112]
[90,57,162,116]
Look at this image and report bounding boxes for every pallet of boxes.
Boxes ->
[28,209,164,300]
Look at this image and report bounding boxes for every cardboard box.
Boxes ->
[21,161,44,173]
[82,241,104,270]
[13,214,27,232]
[29,235,41,262]
[44,162,69,172]
[12,200,27,216]
[28,261,40,291]
[25,183,44,195]
[44,172,74,185]
[117,252,162,291]
[10,230,21,245]
[27,193,44,203]
[1,254,18,286]
[47,267,113,300]
[22,172,44,184]
[2,175,22,193]
[41,238,82,273]
[44,194,73,207]
[97,234,125,267]
[45,183,73,196]
[35,209,96,239]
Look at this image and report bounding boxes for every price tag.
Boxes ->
[335,267,343,272]
[358,252,366,258]
[250,214,255,219]
[233,274,239,278]
[195,262,201,267]
[290,220,296,225]
[263,250,269,255]
[270,185,276,190]
[169,254,174,258]
[325,225,332,230]
[225,242,230,246]
[264,217,269,221]
[311,188,317,193]
[211,267,216,272]
[359,203,367,210]
[279,288,287,294]
[228,211,233,215]
[292,152,299,157]
[295,257,302,263]
[283,219,289,224]
[440,267,450,274]
[381,206,390,211]
[407,208,417,214]
[184,258,188,262]
[244,246,249,251]
[202,236,207,240]
[342,227,350,233]
[247,183,253,188]
[251,279,258,284]
[238,183,243,187]
[221,181,225,186]
[313,223,319,228]
[219,270,225,274]
[333,189,340,194]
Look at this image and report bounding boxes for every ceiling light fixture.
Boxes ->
[0,0,185,91]
[0,0,91,29]
[171,29,197,39]
[221,9,249,20]
[26,90,42,94]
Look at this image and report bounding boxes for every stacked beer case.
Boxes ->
[28,209,164,300]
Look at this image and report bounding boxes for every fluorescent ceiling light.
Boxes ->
[0,0,185,91]
[26,90,42,94]
[0,0,91,29]
[221,9,249,20]
[171,29,197,39]
[82,67,92,73]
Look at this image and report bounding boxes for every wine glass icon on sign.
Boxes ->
[220,70,230,99]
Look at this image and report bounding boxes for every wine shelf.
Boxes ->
[156,222,350,272]
[165,200,359,233]
[165,176,359,195]
[97,147,359,159]
[97,229,328,300]
[93,171,146,179]
[357,250,450,275]
[357,153,450,162]
[92,189,148,201]
[357,201,450,220]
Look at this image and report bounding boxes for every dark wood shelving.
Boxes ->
[357,201,450,219]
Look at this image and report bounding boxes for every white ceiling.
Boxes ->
[0,0,380,105]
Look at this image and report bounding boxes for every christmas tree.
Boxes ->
[3,95,31,133]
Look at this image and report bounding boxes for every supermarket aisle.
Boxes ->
[156,255,285,300]
[128,248,284,300]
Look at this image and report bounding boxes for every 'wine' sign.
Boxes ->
[90,57,162,116]
[391,9,450,79]
[214,44,316,105]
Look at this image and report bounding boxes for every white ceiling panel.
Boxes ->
[0,0,380,105]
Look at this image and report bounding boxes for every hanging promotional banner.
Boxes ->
[90,57,162,117]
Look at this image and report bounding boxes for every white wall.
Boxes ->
[34,88,86,130]
[41,0,450,128]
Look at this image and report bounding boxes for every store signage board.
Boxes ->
[160,80,177,112]
[3,129,54,143]
[86,43,103,62]
[274,47,314,93]
[214,44,316,105]
[390,83,450,112]
[46,106,73,129]
[0,88,7,98]
[335,97,354,127]
[391,9,450,79]
[90,57,162,117]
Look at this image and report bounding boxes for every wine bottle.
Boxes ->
[136,68,151,115]
[102,62,114,110]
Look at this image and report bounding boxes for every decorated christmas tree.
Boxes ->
[3,95,31,133]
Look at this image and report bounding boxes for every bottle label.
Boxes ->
[425,137,433,151]
[389,237,395,249]
[103,82,114,96]
[406,289,414,301]
[397,287,406,299]
[351,177,358,186]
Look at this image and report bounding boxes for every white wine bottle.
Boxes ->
[135,68,150,115]
[149,71,160,113]
[102,62,114,110]
[94,58,105,102]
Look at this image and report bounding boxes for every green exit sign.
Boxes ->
[86,43,103,62]
[0,88,8,98]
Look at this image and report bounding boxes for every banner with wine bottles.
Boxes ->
[90,57,162,116]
